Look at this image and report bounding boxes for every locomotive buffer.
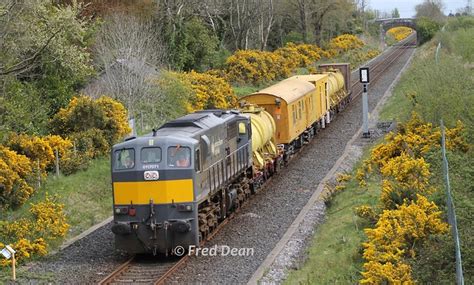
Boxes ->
[359,67,370,138]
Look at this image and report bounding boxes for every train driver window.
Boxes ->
[168,146,191,168]
[195,149,201,171]
[141,147,162,164]
[115,148,135,170]
[238,122,246,135]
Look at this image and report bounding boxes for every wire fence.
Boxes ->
[440,119,464,285]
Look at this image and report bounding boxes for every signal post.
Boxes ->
[359,67,370,138]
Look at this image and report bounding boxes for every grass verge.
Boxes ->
[284,159,380,284]
[1,157,112,242]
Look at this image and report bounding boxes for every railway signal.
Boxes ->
[359,67,370,138]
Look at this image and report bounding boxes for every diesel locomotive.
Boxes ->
[110,64,350,255]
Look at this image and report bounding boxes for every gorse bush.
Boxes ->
[361,196,448,284]
[0,146,34,208]
[355,113,469,283]
[387,27,414,42]
[371,113,469,167]
[225,50,290,84]
[274,42,324,71]
[0,195,69,266]
[178,71,237,112]
[328,34,364,54]
[5,133,73,176]
[223,36,367,85]
[51,96,130,147]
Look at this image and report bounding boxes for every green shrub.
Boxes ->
[68,128,109,159]
[59,152,91,176]
[416,17,442,44]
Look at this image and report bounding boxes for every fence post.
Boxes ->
[440,120,464,285]
[435,42,441,64]
[36,159,41,188]
[55,148,60,178]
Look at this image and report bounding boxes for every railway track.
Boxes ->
[99,198,236,285]
[350,33,417,98]
[98,34,416,285]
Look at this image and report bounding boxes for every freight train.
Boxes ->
[110,63,351,255]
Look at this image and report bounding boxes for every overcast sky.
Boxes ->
[368,0,469,17]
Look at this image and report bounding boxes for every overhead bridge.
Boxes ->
[371,18,417,49]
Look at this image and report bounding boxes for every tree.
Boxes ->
[415,0,445,22]
[0,0,95,135]
[392,8,400,18]
[181,18,220,71]
[91,13,166,117]
[416,17,441,43]
[0,1,94,80]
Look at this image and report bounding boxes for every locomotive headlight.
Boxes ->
[115,206,129,215]
[177,204,193,212]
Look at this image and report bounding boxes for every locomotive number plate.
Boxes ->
[144,171,159,181]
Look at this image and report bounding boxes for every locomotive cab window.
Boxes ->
[115,148,135,170]
[168,146,191,168]
[238,122,246,135]
[195,149,201,172]
[141,147,162,164]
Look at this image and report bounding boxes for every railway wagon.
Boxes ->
[240,79,317,151]
[111,110,253,255]
[241,64,351,155]
[289,74,330,126]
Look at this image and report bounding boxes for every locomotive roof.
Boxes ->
[113,109,247,149]
[158,110,240,130]
[248,78,315,104]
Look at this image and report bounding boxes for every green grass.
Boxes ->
[284,167,381,284]
[232,85,261,98]
[1,157,113,239]
[0,267,55,282]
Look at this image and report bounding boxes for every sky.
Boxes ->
[368,0,470,18]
